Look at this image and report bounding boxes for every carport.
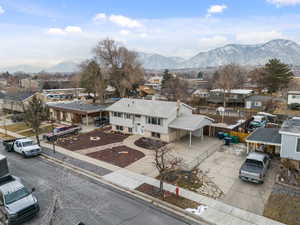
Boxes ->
[169,114,214,147]
[246,127,281,155]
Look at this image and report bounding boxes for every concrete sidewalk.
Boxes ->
[0,128,285,225]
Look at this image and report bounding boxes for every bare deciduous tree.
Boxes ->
[248,67,268,93]
[23,95,49,145]
[94,38,144,97]
[153,145,182,198]
[214,64,246,107]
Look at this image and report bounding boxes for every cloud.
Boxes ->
[47,26,82,35]
[267,0,300,6]
[120,30,130,35]
[236,31,285,44]
[93,13,106,21]
[109,15,142,28]
[0,6,4,14]
[207,4,227,16]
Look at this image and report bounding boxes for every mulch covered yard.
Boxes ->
[87,146,145,168]
[56,129,129,151]
[134,137,167,150]
[136,183,199,209]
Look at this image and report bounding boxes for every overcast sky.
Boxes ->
[0,0,300,67]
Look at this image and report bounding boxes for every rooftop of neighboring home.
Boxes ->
[210,89,253,95]
[47,101,108,114]
[245,95,284,102]
[246,127,281,146]
[280,117,300,135]
[4,92,35,101]
[106,98,193,118]
[288,91,300,95]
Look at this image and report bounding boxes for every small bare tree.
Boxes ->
[153,145,182,198]
[23,95,49,145]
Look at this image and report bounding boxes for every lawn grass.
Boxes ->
[0,132,16,140]
[264,193,300,225]
[0,123,29,132]
[18,125,54,137]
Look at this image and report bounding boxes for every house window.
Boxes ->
[297,139,300,152]
[254,101,262,107]
[113,112,123,118]
[116,125,123,131]
[124,113,131,119]
[128,128,133,133]
[151,132,161,138]
[147,117,162,126]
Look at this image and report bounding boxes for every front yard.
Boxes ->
[264,184,300,225]
[56,128,129,151]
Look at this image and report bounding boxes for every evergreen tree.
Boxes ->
[264,58,293,93]
[161,69,172,91]
[197,71,203,79]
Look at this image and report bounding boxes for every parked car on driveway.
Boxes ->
[0,154,40,225]
[239,152,270,184]
[43,125,81,142]
[2,138,41,157]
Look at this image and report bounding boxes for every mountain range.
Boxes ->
[138,39,300,70]
[1,39,300,73]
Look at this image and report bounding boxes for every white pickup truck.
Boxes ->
[3,138,42,157]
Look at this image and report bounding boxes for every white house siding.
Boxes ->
[288,94,300,105]
[280,134,300,161]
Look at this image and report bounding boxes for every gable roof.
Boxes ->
[106,98,192,118]
[4,92,35,102]
[246,128,281,146]
[280,118,300,135]
[169,114,213,131]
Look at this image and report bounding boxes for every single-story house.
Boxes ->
[2,92,38,113]
[47,101,108,125]
[244,95,284,110]
[106,98,214,144]
[245,127,281,155]
[192,89,209,98]
[208,89,254,105]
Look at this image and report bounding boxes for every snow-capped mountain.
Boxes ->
[138,39,300,69]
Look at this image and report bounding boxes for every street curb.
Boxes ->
[40,153,215,225]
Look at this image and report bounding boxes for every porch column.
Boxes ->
[201,128,204,141]
[246,142,249,154]
[86,114,89,126]
[189,131,192,147]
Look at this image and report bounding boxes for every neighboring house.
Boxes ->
[279,117,300,170]
[246,127,281,155]
[47,101,108,125]
[192,89,209,98]
[208,89,253,105]
[287,91,300,105]
[138,85,156,97]
[244,95,284,110]
[2,92,38,113]
[106,98,213,144]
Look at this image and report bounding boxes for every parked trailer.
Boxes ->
[0,154,10,181]
[43,125,81,142]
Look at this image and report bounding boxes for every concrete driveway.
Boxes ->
[198,145,278,215]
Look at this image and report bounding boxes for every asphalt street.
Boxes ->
[0,146,202,225]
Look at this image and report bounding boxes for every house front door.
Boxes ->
[135,123,144,135]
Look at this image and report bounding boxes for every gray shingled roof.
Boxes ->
[48,101,107,114]
[106,98,193,118]
[246,128,281,145]
[280,118,300,134]
[5,92,35,101]
[169,114,214,131]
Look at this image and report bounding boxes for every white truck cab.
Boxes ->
[3,138,42,157]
